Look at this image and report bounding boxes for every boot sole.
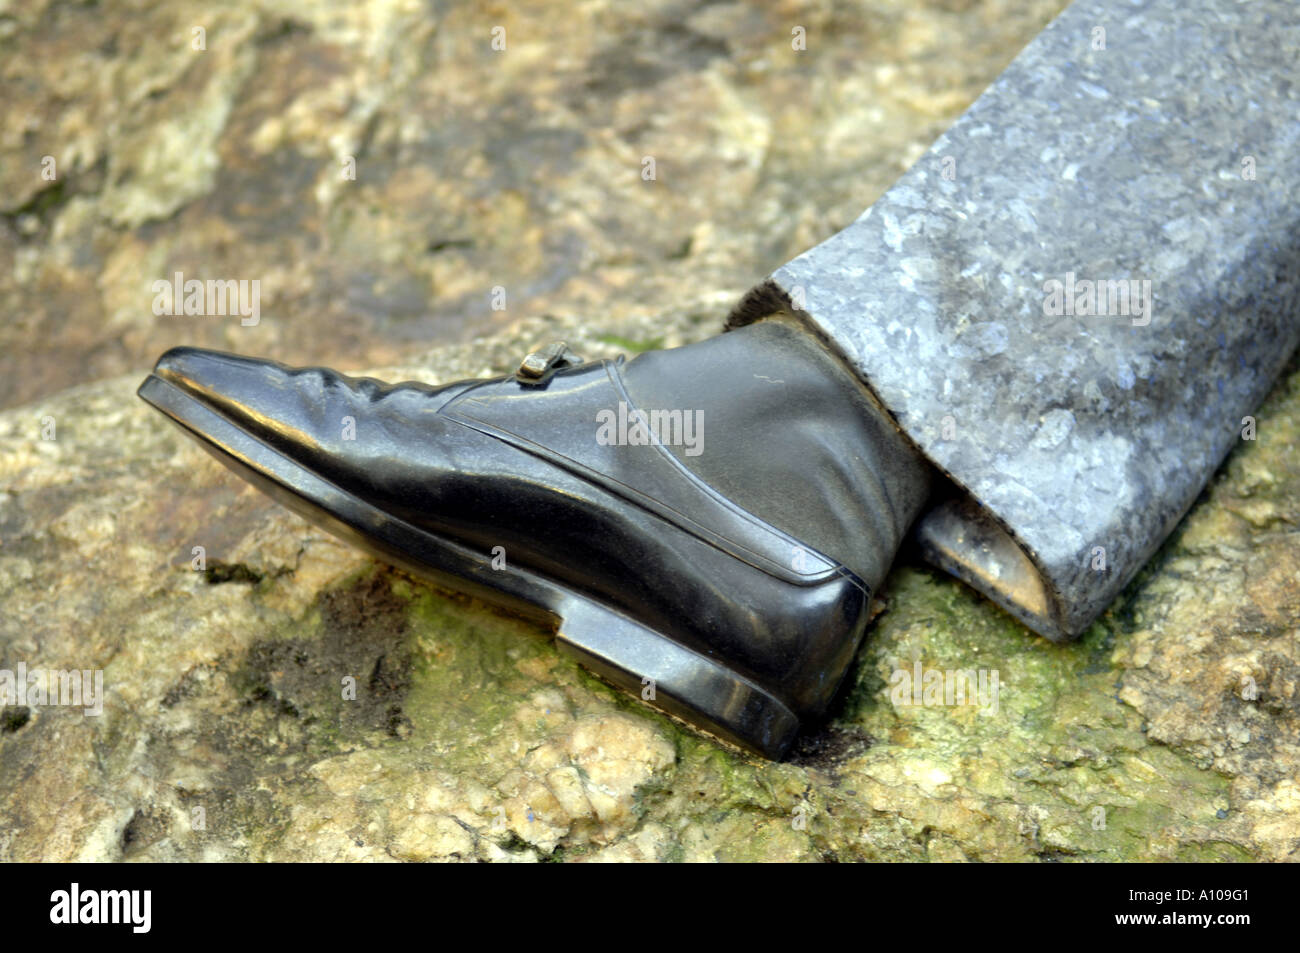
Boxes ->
[138,373,801,759]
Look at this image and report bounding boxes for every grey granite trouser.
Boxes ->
[729,0,1300,640]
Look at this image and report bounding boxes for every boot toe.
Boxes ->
[142,346,475,486]
[151,346,285,412]
[144,346,340,455]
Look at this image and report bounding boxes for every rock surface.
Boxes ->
[2,0,1297,862]
[1,0,1062,409]
[2,307,1297,862]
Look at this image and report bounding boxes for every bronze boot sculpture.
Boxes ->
[139,318,931,757]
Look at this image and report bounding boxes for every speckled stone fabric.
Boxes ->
[730,0,1300,640]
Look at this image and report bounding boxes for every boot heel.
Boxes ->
[554,595,799,759]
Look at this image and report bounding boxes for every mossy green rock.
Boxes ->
[1,325,1297,862]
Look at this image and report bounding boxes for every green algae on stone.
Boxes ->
[2,323,1299,863]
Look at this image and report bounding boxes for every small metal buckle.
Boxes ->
[515,341,583,386]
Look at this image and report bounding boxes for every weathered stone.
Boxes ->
[2,0,1295,862]
[1,307,1297,861]
[0,0,1064,408]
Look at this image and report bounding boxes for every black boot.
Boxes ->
[138,317,932,758]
